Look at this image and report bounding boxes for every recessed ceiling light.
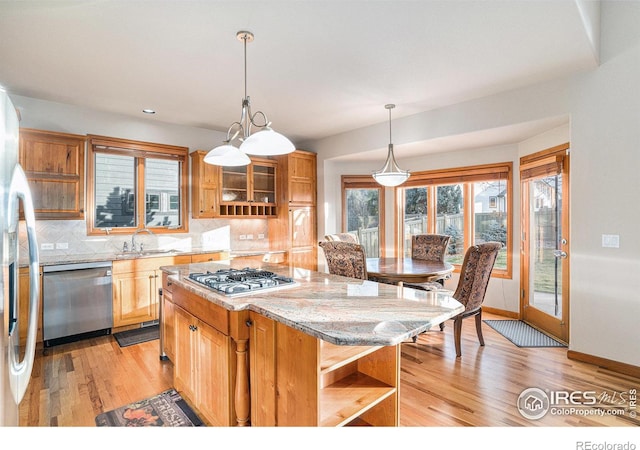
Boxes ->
[142,109,156,114]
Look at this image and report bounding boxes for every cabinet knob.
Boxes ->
[245,320,253,327]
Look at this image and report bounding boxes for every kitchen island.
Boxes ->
[160,258,464,427]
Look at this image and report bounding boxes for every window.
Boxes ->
[397,162,512,277]
[86,135,188,235]
[341,176,385,257]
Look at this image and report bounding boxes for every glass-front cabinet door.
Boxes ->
[221,166,248,202]
[218,157,277,217]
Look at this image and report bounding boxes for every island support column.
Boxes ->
[230,310,251,426]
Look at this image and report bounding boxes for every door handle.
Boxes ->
[553,250,567,258]
[8,164,40,404]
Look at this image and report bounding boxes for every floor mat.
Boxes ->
[95,388,203,426]
[113,324,159,348]
[483,320,567,348]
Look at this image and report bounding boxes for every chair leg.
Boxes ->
[453,317,463,357]
[475,309,485,347]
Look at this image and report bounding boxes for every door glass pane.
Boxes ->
[94,153,136,228]
[346,188,380,257]
[253,164,275,203]
[145,158,181,227]
[222,166,248,202]
[403,187,428,257]
[529,174,563,318]
[436,184,464,263]
[473,180,507,270]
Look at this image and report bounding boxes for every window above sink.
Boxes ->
[86,135,189,236]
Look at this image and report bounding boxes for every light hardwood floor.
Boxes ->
[19,313,640,427]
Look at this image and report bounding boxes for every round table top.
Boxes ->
[366,257,454,283]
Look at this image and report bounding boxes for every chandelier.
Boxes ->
[204,31,295,166]
[372,104,410,187]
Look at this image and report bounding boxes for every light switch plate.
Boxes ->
[41,243,54,250]
[239,235,247,240]
[602,234,620,248]
[56,242,69,249]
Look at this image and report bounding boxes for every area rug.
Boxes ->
[113,324,159,348]
[483,320,567,348]
[95,389,203,427]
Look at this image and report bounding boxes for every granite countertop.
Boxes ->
[161,258,465,346]
[30,248,231,267]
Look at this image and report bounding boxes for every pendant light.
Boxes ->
[205,31,295,166]
[372,104,410,187]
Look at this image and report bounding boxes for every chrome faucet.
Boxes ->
[131,228,154,253]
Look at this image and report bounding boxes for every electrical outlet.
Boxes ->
[246,234,254,240]
[56,242,69,250]
[239,235,247,240]
[41,243,54,250]
[258,233,265,239]
[602,234,620,248]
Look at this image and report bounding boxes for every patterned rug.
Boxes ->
[95,389,204,427]
[113,325,159,348]
[483,320,567,348]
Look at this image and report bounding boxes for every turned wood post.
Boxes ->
[234,338,250,426]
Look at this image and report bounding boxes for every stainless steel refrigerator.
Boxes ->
[1,87,39,426]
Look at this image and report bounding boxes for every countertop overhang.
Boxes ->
[161,258,465,346]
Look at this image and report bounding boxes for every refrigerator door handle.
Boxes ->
[7,164,40,404]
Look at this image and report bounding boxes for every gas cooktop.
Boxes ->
[187,267,298,297]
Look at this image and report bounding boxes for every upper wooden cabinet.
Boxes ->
[285,150,317,206]
[19,128,86,220]
[269,150,318,270]
[190,151,277,218]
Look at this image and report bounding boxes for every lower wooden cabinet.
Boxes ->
[112,255,190,328]
[249,312,399,426]
[168,284,239,426]
[18,266,43,347]
[161,288,176,362]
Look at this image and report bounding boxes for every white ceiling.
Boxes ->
[0,1,598,150]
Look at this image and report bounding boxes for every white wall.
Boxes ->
[310,1,640,367]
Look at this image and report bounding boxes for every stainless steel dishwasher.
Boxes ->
[43,261,113,347]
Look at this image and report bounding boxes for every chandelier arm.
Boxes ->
[225,121,244,143]
[249,109,271,129]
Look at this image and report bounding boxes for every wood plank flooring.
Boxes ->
[19,313,640,427]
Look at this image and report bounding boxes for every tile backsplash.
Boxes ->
[20,218,271,258]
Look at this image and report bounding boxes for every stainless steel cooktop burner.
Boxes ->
[187,267,297,296]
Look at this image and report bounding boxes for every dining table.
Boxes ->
[366,257,454,287]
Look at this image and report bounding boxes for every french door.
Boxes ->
[520,144,570,343]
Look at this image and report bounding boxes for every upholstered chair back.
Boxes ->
[411,234,451,262]
[318,241,368,280]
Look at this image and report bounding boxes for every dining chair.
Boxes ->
[408,234,452,291]
[324,232,360,244]
[417,241,502,357]
[449,241,502,357]
[318,241,368,280]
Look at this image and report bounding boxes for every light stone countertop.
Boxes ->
[161,258,465,346]
[25,248,286,267]
[26,248,231,267]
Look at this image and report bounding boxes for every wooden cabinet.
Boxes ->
[190,150,277,218]
[249,312,399,426]
[287,150,317,206]
[18,266,43,348]
[269,150,317,270]
[169,284,237,426]
[189,251,230,263]
[190,150,219,218]
[19,128,86,220]
[112,255,190,328]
